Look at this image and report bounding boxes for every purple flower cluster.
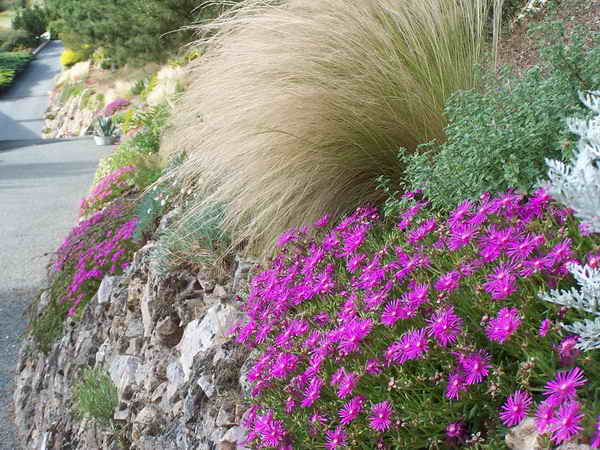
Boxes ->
[80,165,136,215]
[234,188,600,448]
[103,98,130,117]
[52,201,139,317]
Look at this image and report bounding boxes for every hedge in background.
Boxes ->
[0,50,31,89]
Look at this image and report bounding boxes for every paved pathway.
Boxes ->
[0,42,112,449]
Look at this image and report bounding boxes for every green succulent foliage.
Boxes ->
[130,77,148,96]
[403,21,599,212]
[73,367,118,426]
[95,116,117,137]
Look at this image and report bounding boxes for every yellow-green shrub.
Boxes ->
[60,48,84,67]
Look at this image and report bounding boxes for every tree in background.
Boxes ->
[45,0,229,66]
[12,4,48,38]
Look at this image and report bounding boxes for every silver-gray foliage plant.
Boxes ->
[542,90,600,351]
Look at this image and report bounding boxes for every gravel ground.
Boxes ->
[0,41,113,449]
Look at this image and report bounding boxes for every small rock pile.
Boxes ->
[14,240,256,449]
[43,88,98,139]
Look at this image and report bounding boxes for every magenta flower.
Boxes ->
[500,390,532,426]
[485,307,522,343]
[339,396,364,425]
[445,421,466,439]
[255,411,287,447]
[434,271,461,293]
[535,399,555,433]
[426,306,463,347]
[301,377,324,408]
[447,222,479,250]
[384,329,429,365]
[445,371,467,400]
[365,359,383,376]
[276,231,298,248]
[407,217,437,243]
[337,317,373,355]
[381,299,416,326]
[549,400,584,444]
[538,319,551,337]
[506,233,544,260]
[330,367,346,386]
[325,425,346,449]
[483,262,518,299]
[543,367,587,405]
[336,371,360,399]
[369,401,393,432]
[554,336,580,366]
[546,239,573,266]
[271,352,299,378]
[521,256,553,276]
[460,350,492,385]
[314,214,330,228]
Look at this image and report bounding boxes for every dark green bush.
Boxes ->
[12,5,48,38]
[403,22,599,212]
[0,29,36,51]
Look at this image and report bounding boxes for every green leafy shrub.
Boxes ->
[235,190,600,449]
[12,5,48,38]
[119,104,170,154]
[31,202,139,352]
[162,0,498,257]
[140,73,157,99]
[94,145,162,190]
[0,50,31,89]
[403,21,600,212]
[73,367,118,425]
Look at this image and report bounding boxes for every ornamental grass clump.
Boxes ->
[32,201,139,352]
[162,0,495,256]
[233,190,600,448]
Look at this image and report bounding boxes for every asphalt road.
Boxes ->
[0,42,112,449]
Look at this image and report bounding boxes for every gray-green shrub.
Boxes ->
[403,21,599,212]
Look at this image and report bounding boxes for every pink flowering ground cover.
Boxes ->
[233,189,600,449]
[103,98,130,117]
[31,201,140,352]
[79,165,136,216]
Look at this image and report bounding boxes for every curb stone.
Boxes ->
[32,39,51,57]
